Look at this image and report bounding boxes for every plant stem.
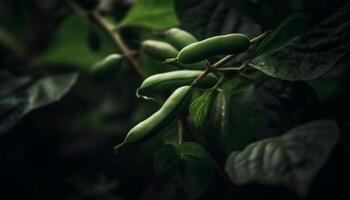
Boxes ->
[89,11,144,78]
[250,31,270,43]
[190,65,211,87]
[180,117,237,193]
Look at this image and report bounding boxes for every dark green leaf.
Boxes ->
[251,2,350,80]
[118,0,180,30]
[154,142,214,199]
[175,0,261,39]
[256,13,311,56]
[225,120,339,197]
[220,78,267,152]
[0,71,78,134]
[197,77,267,156]
[189,90,214,129]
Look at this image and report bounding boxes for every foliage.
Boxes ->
[0,0,349,199]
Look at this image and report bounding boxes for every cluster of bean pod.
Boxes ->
[102,28,252,151]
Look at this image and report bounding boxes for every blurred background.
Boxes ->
[1,0,350,199]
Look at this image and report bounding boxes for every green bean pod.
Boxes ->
[176,33,250,64]
[137,70,217,98]
[164,28,198,50]
[90,54,123,77]
[142,40,179,61]
[141,40,207,70]
[115,86,192,150]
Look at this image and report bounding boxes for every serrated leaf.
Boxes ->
[118,0,180,30]
[175,0,261,39]
[189,90,213,129]
[251,2,350,80]
[154,142,214,199]
[256,13,311,56]
[225,120,339,197]
[0,71,78,134]
[36,13,117,71]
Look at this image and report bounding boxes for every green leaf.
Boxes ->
[154,142,214,199]
[36,13,117,71]
[198,77,267,156]
[118,0,180,30]
[221,78,267,152]
[256,13,311,56]
[251,2,350,80]
[189,90,214,129]
[175,0,261,39]
[0,71,78,134]
[225,120,339,197]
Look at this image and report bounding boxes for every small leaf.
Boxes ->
[256,13,311,56]
[0,71,78,134]
[251,2,350,80]
[118,0,180,30]
[189,90,214,129]
[154,142,214,199]
[225,120,339,197]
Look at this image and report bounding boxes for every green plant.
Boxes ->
[1,0,349,199]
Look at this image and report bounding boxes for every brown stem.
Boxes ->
[89,11,144,78]
[180,117,237,193]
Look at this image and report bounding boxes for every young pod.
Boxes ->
[141,40,179,61]
[137,70,217,98]
[141,40,207,70]
[90,54,123,78]
[115,86,192,150]
[164,28,198,50]
[176,33,250,64]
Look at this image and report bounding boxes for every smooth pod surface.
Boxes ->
[120,86,192,146]
[90,54,123,77]
[142,40,179,60]
[137,70,217,97]
[165,28,198,50]
[177,33,250,64]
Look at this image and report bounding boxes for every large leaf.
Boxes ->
[36,13,117,71]
[255,77,320,139]
[175,0,261,39]
[0,71,78,134]
[197,77,267,157]
[251,2,350,80]
[225,120,339,197]
[118,0,180,30]
[154,142,214,199]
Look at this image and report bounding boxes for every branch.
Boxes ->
[89,11,144,78]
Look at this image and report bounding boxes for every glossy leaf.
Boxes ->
[225,120,339,197]
[252,2,350,80]
[0,71,78,134]
[118,0,180,30]
[197,77,267,156]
